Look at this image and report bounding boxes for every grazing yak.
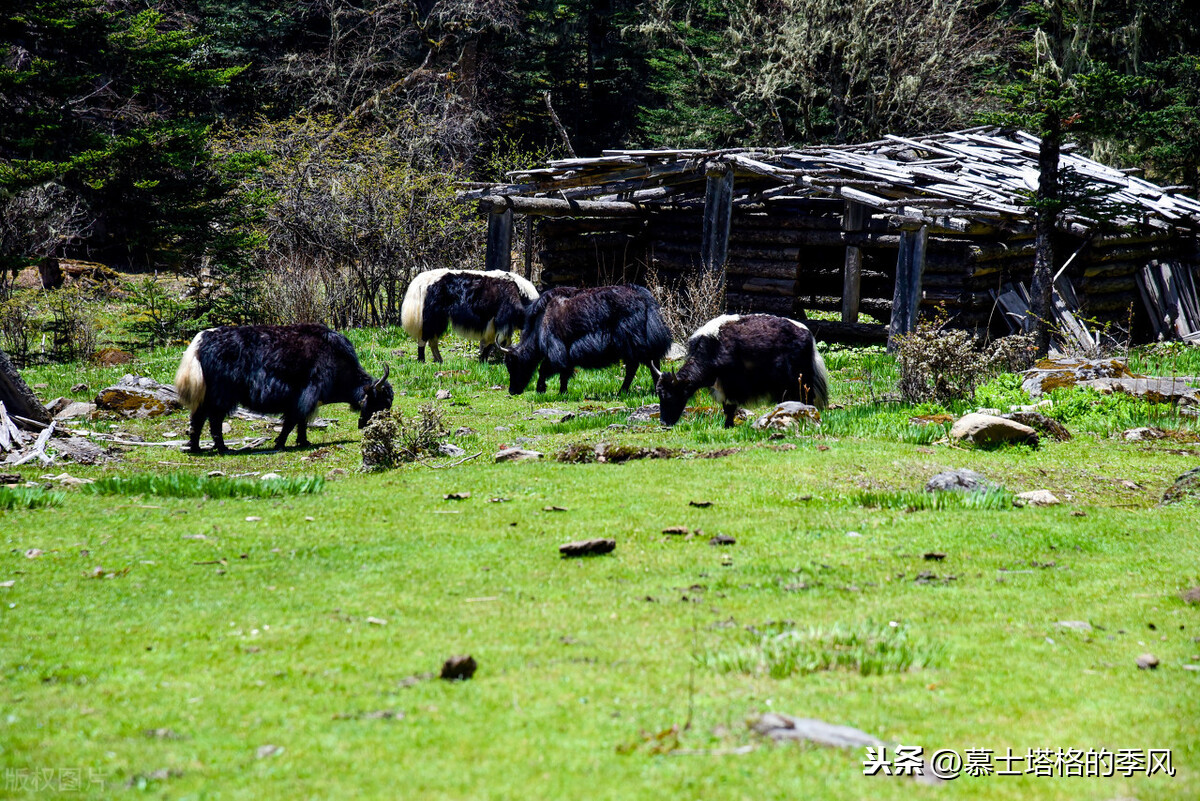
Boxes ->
[656,314,828,428]
[174,324,393,453]
[401,269,539,363]
[503,285,672,395]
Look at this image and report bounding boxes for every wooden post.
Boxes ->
[485,206,514,272]
[841,201,866,323]
[523,216,534,280]
[701,163,734,273]
[887,225,928,351]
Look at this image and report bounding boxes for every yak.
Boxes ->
[401,269,539,363]
[503,285,672,395]
[174,324,393,453]
[656,314,828,428]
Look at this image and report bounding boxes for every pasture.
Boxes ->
[2,329,1198,799]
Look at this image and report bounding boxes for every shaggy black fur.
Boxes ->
[657,314,828,428]
[505,285,672,395]
[184,324,393,453]
[420,272,532,362]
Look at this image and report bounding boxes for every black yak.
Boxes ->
[174,324,393,453]
[656,314,828,428]
[401,269,539,363]
[503,285,672,395]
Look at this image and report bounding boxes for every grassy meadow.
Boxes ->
[2,328,1198,799]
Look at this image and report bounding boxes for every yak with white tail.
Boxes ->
[656,314,828,428]
[401,269,539,363]
[174,324,393,453]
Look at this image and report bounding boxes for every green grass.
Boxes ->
[3,333,1199,800]
[702,621,941,678]
[85,473,325,498]
[0,485,65,510]
[850,487,1016,511]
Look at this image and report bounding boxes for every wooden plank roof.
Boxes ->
[459,127,1200,236]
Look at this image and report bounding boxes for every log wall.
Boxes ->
[536,205,1191,343]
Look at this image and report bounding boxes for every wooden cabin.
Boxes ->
[459,127,1200,345]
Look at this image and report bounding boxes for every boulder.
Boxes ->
[949,413,1039,449]
[1160,466,1200,506]
[1015,489,1060,507]
[94,375,182,418]
[53,401,97,420]
[1022,357,1200,405]
[751,402,821,431]
[1123,426,1168,442]
[438,443,467,457]
[925,468,997,493]
[495,447,543,463]
[1003,411,1071,441]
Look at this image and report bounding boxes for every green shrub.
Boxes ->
[0,485,65,511]
[974,372,1031,410]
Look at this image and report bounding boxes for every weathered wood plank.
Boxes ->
[701,165,734,273]
[484,208,513,273]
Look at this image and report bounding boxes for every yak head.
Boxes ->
[358,364,394,428]
[656,372,689,427]
[503,343,539,396]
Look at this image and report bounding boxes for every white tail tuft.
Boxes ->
[401,268,451,342]
[174,330,209,412]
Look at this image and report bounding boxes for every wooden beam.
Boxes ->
[842,201,866,322]
[480,195,646,217]
[887,225,928,350]
[485,207,513,272]
[701,164,734,273]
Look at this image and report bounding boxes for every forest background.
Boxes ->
[2,0,1200,340]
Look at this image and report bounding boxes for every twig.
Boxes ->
[416,451,483,469]
[543,92,576,158]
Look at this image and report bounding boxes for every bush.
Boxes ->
[644,267,726,344]
[896,320,1036,403]
[361,404,448,471]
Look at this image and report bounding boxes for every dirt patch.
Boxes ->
[556,441,740,463]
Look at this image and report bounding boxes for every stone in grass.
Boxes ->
[495,447,543,463]
[751,402,820,432]
[1160,466,1200,506]
[925,468,996,493]
[1056,620,1093,632]
[949,413,1039,449]
[440,654,477,681]
[439,443,467,457]
[1004,411,1071,441]
[1015,490,1060,507]
[559,538,616,558]
[1136,653,1159,670]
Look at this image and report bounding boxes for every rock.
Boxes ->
[94,375,181,418]
[709,534,737,546]
[1056,620,1093,632]
[1015,490,1060,507]
[42,472,94,485]
[435,389,452,400]
[751,402,821,431]
[453,426,475,437]
[43,397,69,415]
[438,443,467,457]
[531,407,572,420]
[1181,586,1200,605]
[628,404,661,423]
[925,468,996,493]
[949,413,1038,449]
[326,468,349,479]
[51,437,109,464]
[1003,411,1071,441]
[1123,426,1168,442]
[559,538,616,557]
[1136,653,1159,670]
[255,744,284,759]
[751,713,883,748]
[0,473,20,484]
[70,383,89,394]
[52,401,96,420]
[1160,466,1200,506]
[440,654,477,681]
[1022,357,1200,405]
[1020,357,1136,395]
[909,413,953,426]
[260,472,282,480]
[495,447,543,463]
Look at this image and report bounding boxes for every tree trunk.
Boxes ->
[0,349,52,429]
[1030,117,1062,356]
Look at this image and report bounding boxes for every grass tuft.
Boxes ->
[702,622,939,678]
[0,485,66,511]
[86,473,324,499]
[850,487,1015,510]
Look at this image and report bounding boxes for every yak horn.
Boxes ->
[495,343,512,354]
[374,363,390,390]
